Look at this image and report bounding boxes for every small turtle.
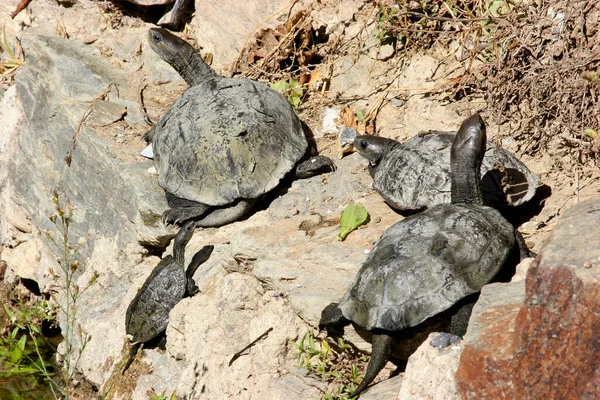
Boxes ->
[124,221,213,372]
[320,114,524,397]
[145,28,334,227]
[353,126,539,212]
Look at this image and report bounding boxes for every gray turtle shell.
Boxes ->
[338,203,514,331]
[125,256,186,343]
[373,132,540,211]
[152,77,308,206]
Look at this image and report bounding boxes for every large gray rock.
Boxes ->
[0,31,172,387]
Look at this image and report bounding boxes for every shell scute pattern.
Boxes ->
[125,257,186,343]
[153,78,308,206]
[338,203,514,332]
[374,132,539,210]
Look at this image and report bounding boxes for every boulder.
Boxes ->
[456,198,600,399]
[397,333,462,400]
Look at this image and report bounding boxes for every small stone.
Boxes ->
[430,332,462,348]
[377,42,395,60]
[148,166,157,175]
[141,144,154,159]
[391,97,404,107]
[339,127,359,147]
[86,100,126,127]
[583,262,592,268]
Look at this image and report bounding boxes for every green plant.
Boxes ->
[150,390,178,400]
[0,283,59,399]
[295,331,367,400]
[0,25,24,79]
[43,191,97,399]
[270,78,304,108]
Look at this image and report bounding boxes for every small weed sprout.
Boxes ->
[295,331,367,400]
[44,190,98,399]
[0,25,25,81]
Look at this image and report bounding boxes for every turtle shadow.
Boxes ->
[499,183,552,228]
[108,0,194,30]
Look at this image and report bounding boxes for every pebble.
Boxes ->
[141,144,154,159]
[391,97,404,107]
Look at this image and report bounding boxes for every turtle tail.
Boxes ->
[350,332,393,398]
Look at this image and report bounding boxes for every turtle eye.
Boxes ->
[151,32,162,43]
[358,139,368,149]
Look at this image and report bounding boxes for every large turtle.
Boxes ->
[145,28,334,227]
[124,221,213,371]
[320,114,524,397]
[353,126,540,212]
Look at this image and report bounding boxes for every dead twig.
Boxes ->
[228,327,273,366]
[65,82,116,167]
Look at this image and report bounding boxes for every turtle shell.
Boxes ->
[152,77,308,206]
[338,203,514,331]
[373,132,540,211]
[125,256,186,343]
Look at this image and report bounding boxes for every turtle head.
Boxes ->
[173,220,196,265]
[450,113,487,204]
[451,113,486,167]
[353,135,398,167]
[148,28,187,65]
[147,28,217,86]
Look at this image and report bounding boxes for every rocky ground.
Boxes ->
[0,0,598,399]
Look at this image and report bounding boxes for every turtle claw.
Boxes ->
[161,209,185,227]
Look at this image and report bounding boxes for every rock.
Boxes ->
[390,97,404,107]
[377,41,395,61]
[193,0,296,70]
[1,238,41,281]
[5,202,32,233]
[86,100,127,127]
[165,272,308,398]
[456,198,600,399]
[140,144,154,159]
[398,332,462,400]
[360,374,403,400]
[321,107,342,137]
[0,32,173,387]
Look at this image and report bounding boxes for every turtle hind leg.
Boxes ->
[194,199,256,228]
[349,331,394,398]
[294,156,336,179]
[162,193,211,226]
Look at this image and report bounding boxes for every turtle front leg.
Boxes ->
[294,156,336,179]
[195,199,256,228]
[162,193,211,226]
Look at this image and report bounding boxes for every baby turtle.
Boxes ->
[124,221,213,372]
[320,114,522,397]
[354,127,540,212]
[145,28,334,227]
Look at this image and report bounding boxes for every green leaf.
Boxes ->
[270,79,289,93]
[355,109,367,123]
[10,347,22,363]
[288,78,303,108]
[17,335,26,351]
[338,202,370,241]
